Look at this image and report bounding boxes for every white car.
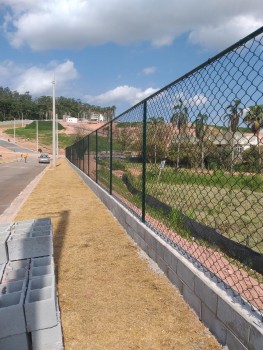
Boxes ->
[38,153,50,164]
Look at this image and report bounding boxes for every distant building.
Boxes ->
[90,113,104,123]
[64,116,78,123]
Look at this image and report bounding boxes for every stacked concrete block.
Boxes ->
[25,257,58,331]
[7,218,53,260]
[0,260,29,350]
[0,222,12,263]
[0,218,64,350]
[31,299,63,350]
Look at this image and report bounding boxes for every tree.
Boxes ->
[243,104,263,170]
[170,98,189,169]
[193,113,208,170]
[224,99,243,173]
[147,117,166,165]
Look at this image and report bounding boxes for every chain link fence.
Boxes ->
[66,27,263,317]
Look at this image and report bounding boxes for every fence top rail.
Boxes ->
[68,25,263,142]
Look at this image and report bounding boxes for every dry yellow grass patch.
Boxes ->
[15,160,221,350]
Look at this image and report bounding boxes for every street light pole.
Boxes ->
[52,74,56,168]
[13,118,16,143]
[36,120,39,152]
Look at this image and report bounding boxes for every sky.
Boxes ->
[0,0,263,115]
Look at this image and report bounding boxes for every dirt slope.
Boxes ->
[14,160,221,350]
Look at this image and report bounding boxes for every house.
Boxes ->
[64,116,78,123]
[89,113,104,123]
[210,131,260,156]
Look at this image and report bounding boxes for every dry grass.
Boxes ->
[15,160,221,350]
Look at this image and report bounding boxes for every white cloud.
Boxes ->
[1,0,263,51]
[0,59,78,95]
[188,94,208,106]
[86,85,159,106]
[143,66,156,75]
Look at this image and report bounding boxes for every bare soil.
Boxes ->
[14,160,221,350]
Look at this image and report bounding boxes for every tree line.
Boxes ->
[0,86,116,122]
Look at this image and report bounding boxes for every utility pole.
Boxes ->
[36,120,39,152]
[13,119,16,143]
[52,74,56,168]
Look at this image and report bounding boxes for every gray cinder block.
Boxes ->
[29,256,54,279]
[31,320,63,350]
[0,263,6,283]
[0,230,10,264]
[0,332,30,350]
[0,279,27,295]
[0,291,27,338]
[7,227,53,260]
[24,275,57,331]
[1,259,30,284]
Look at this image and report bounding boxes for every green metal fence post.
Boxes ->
[96,130,98,183]
[88,135,90,177]
[110,121,113,195]
[82,138,85,172]
[142,101,147,222]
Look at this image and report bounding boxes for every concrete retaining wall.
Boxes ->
[70,163,263,350]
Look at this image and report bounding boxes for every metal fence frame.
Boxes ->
[66,27,263,318]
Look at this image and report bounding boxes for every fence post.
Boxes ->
[142,101,147,222]
[96,130,98,183]
[88,135,90,177]
[110,121,113,195]
[82,138,85,172]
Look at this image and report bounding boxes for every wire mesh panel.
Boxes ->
[96,123,111,192]
[66,27,263,316]
[111,104,145,218]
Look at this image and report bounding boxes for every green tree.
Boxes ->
[224,99,243,173]
[193,113,208,170]
[243,104,263,170]
[170,98,189,169]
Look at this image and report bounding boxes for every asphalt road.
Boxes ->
[0,138,34,153]
[0,157,48,215]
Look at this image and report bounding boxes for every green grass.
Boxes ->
[4,121,75,148]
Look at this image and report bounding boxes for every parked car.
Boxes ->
[38,153,50,164]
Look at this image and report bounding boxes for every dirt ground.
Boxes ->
[12,160,221,350]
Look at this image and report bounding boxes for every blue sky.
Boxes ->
[0,0,263,115]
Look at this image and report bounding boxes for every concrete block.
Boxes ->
[156,254,168,274]
[249,322,263,350]
[34,218,51,227]
[0,222,12,230]
[31,320,63,350]
[217,298,250,345]
[147,247,157,262]
[226,330,248,350]
[177,260,195,290]
[0,279,26,295]
[29,256,54,279]
[0,263,6,283]
[202,303,227,345]
[15,219,35,226]
[167,267,183,292]
[0,332,30,350]
[7,227,53,260]
[1,259,30,284]
[25,276,57,331]
[0,230,10,264]
[163,247,173,266]
[195,277,218,314]
[182,283,201,319]
[0,291,27,338]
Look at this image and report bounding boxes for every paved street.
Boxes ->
[0,156,48,215]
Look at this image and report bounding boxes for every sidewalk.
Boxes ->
[13,160,221,350]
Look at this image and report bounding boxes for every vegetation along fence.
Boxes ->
[66,27,263,318]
